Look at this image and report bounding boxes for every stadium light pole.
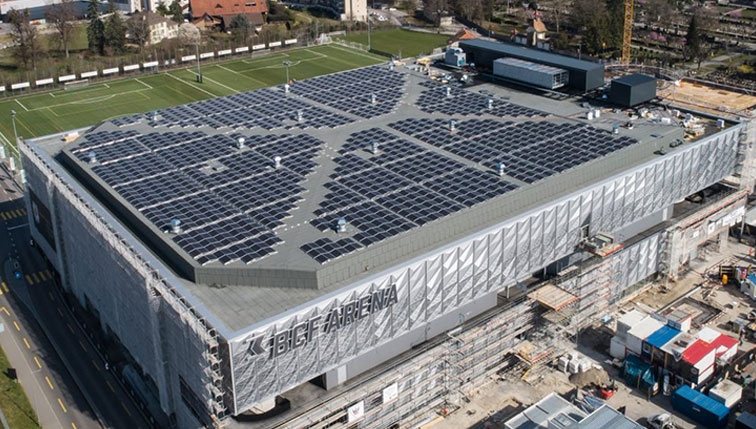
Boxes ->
[283,60,292,84]
[367,17,371,51]
[10,110,17,142]
[195,43,203,83]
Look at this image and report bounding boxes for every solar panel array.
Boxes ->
[300,128,518,264]
[390,118,639,184]
[288,66,406,118]
[417,80,548,118]
[72,129,324,265]
[110,88,352,131]
[74,64,645,270]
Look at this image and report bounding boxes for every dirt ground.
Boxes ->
[431,239,756,429]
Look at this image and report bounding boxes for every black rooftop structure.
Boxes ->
[459,39,605,92]
[609,73,658,107]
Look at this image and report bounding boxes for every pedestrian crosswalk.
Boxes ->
[0,207,26,221]
[24,270,52,285]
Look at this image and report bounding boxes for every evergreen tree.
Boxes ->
[104,0,126,54]
[156,1,169,16]
[170,0,183,24]
[229,14,250,44]
[87,0,105,54]
[684,13,704,67]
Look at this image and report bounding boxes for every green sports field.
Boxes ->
[0,44,385,142]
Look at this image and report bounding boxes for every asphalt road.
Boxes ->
[0,166,151,429]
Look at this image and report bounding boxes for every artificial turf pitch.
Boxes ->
[0,44,385,142]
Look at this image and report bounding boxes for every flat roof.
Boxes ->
[460,39,604,73]
[612,73,656,87]
[36,63,723,333]
[646,325,681,349]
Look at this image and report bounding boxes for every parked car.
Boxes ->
[647,413,676,429]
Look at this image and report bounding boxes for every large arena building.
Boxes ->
[19,43,756,428]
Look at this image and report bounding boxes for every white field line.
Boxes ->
[14,99,29,112]
[164,71,217,97]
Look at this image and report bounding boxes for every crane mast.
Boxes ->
[622,0,634,63]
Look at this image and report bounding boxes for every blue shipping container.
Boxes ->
[671,386,729,428]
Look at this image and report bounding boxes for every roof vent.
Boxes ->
[151,111,158,122]
[237,137,245,149]
[612,123,619,134]
[336,217,347,233]
[88,151,97,164]
[496,162,506,177]
[273,156,282,169]
[586,110,594,121]
[449,119,456,132]
[445,86,452,98]
[594,109,601,118]
[389,63,394,71]
[486,98,493,110]
[169,218,181,234]
[296,110,303,122]
[717,118,725,128]
[284,83,290,93]
[371,142,379,155]
[371,94,377,105]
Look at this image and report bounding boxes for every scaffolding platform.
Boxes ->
[528,284,580,311]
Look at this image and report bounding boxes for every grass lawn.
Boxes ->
[339,29,448,58]
[0,347,40,429]
[0,44,384,142]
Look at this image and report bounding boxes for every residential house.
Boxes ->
[128,10,179,45]
[189,0,268,31]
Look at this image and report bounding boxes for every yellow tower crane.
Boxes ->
[621,0,634,64]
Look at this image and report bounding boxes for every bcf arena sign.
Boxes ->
[247,284,399,359]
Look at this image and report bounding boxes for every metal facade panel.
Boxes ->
[426,256,444,320]
[472,237,489,297]
[542,207,557,264]
[529,213,544,269]
[394,271,411,333]
[409,263,427,327]
[502,225,517,283]
[442,251,458,311]
[487,230,503,292]
[458,242,474,304]
[516,219,531,273]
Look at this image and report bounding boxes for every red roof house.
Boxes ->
[189,0,267,29]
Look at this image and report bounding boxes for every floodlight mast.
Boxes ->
[283,60,292,84]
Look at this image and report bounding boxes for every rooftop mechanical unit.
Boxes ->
[610,73,657,107]
[493,57,569,90]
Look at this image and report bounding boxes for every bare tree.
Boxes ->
[45,0,76,58]
[455,0,483,22]
[178,22,200,46]
[128,13,151,52]
[8,8,42,69]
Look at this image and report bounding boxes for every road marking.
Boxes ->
[25,274,34,285]
[120,402,132,416]
[14,209,22,217]
[58,398,67,413]
[44,269,52,279]
[49,291,55,301]
[13,321,20,331]
[106,380,115,392]
[45,376,54,390]
[0,289,3,296]
[91,360,100,372]
[1,307,9,315]
[39,271,49,281]
[78,339,86,351]
[71,422,77,429]
[31,272,40,284]
[7,223,28,231]
[0,282,6,292]
[57,308,64,317]
[34,356,42,369]
[23,337,30,349]
[0,212,6,220]
[67,324,74,334]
